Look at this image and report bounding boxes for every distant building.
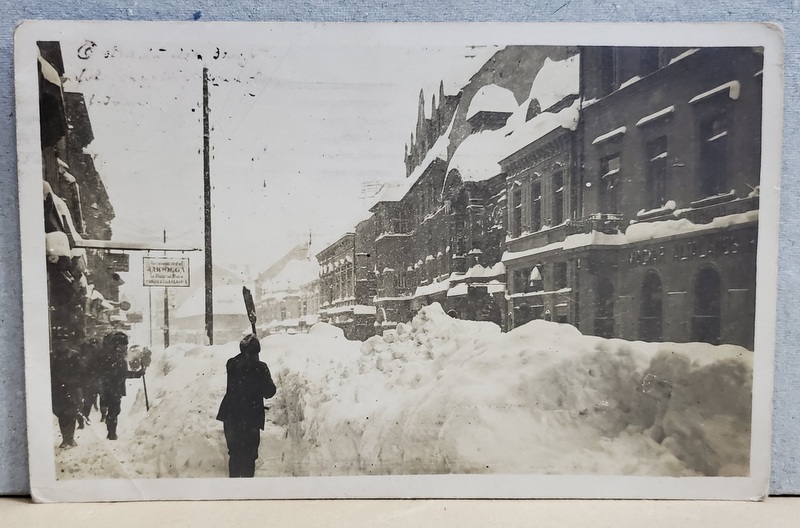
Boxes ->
[172,284,253,345]
[254,243,320,334]
[316,219,378,341]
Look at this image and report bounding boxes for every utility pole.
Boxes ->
[203,66,214,345]
[163,230,170,348]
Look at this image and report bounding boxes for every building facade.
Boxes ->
[502,46,762,348]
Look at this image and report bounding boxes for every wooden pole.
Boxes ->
[203,67,214,345]
[163,230,170,348]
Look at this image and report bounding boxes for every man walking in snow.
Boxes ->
[216,334,277,478]
[98,331,144,440]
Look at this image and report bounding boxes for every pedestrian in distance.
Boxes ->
[98,331,144,440]
[50,343,84,448]
[216,333,277,478]
[78,337,103,429]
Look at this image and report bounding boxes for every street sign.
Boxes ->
[143,257,190,287]
[126,312,144,323]
[106,252,130,272]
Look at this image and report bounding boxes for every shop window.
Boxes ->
[595,277,615,338]
[531,180,542,231]
[552,172,564,225]
[511,188,522,238]
[699,116,729,197]
[554,262,568,290]
[645,136,668,210]
[639,271,663,341]
[692,267,721,344]
[600,154,621,214]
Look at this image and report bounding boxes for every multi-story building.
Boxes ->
[38,42,120,347]
[316,217,378,340]
[254,243,320,334]
[502,46,762,348]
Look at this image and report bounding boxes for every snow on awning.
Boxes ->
[592,126,627,145]
[45,231,71,258]
[447,283,469,297]
[689,81,741,104]
[636,106,675,128]
[60,170,77,184]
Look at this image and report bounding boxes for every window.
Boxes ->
[529,265,544,292]
[645,136,668,210]
[640,48,660,77]
[639,271,663,341]
[699,116,729,197]
[453,217,466,255]
[552,172,564,225]
[693,267,721,344]
[599,48,618,96]
[531,180,542,232]
[511,188,523,238]
[514,268,531,294]
[599,154,621,214]
[554,262,568,290]
[595,277,615,338]
[280,305,287,321]
[391,210,410,234]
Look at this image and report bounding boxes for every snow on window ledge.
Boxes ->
[636,105,675,128]
[592,126,627,145]
[689,81,741,105]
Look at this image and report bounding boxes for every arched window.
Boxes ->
[595,277,615,338]
[639,271,663,341]
[693,266,722,344]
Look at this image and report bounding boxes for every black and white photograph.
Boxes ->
[15,22,782,501]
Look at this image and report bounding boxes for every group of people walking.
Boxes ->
[51,327,277,479]
[50,331,149,447]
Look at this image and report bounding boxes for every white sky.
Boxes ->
[59,26,500,277]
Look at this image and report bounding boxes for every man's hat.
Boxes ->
[240,334,261,355]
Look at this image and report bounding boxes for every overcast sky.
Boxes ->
[59,25,500,277]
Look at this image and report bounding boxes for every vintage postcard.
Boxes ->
[15,21,782,501]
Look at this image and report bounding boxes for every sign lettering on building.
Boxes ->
[628,232,757,267]
[143,257,190,287]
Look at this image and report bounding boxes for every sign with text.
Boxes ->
[143,257,190,287]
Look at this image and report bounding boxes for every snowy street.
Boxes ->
[54,304,752,479]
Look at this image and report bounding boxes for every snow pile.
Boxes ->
[56,307,752,479]
[270,304,751,477]
[528,55,580,111]
[466,84,518,121]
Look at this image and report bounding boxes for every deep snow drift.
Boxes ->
[55,304,752,479]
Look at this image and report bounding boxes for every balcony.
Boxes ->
[507,214,625,254]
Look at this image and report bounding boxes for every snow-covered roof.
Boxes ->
[175,284,254,319]
[500,99,580,162]
[262,258,319,294]
[371,180,411,207]
[528,55,580,112]
[466,84,518,121]
[446,128,507,182]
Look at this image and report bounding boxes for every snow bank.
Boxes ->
[57,308,752,479]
